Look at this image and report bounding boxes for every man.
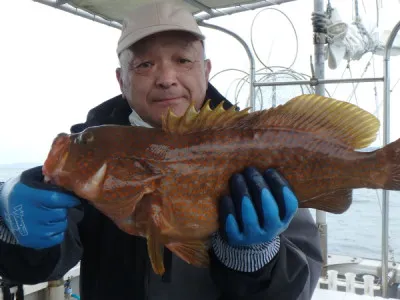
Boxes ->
[0,1,323,299]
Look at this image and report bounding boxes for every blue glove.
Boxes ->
[0,166,81,249]
[219,167,298,247]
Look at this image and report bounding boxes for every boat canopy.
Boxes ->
[33,0,298,28]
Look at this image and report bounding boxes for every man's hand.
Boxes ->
[219,167,298,247]
[0,166,80,249]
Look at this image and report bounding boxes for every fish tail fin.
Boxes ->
[379,138,400,190]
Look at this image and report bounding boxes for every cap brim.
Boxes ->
[117,24,205,55]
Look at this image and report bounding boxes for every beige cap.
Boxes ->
[116,1,205,55]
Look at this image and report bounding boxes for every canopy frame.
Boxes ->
[31,0,400,297]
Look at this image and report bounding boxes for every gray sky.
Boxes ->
[1,0,400,164]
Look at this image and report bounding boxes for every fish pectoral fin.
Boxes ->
[97,174,162,220]
[147,228,165,275]
[300,189,352,214]
[166,240,210,268]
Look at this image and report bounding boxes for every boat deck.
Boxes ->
[312,288,397,300]
[1,261,399,299]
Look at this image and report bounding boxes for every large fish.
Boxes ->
[42,94,400,275]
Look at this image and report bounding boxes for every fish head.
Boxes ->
[42,127,108,200]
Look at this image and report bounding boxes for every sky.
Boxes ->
[1,0,400,165]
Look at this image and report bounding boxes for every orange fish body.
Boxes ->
[42,94,400,275]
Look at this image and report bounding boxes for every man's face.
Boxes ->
[116,31,212,127]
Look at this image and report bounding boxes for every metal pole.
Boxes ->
[381,19,400,298]
[313,0,328,278]
[184,0,215,16]
[253,76,384,87]
[198,21,256,109]
[272,75,277,107]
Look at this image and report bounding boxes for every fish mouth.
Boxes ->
[42,133,70,184]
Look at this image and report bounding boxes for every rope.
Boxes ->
[391,77,400,93]
[311,11,328,34]
[354,0,360,22]
[346,63,360,107]
[326,0,333,19]
[345,54,374,103]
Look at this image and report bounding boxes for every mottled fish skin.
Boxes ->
[42,94,400,274]
[100,128,383,242]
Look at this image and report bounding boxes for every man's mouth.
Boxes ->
[153,97,183,103]
[152,97,187,107]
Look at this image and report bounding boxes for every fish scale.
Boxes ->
[42,94,400,275]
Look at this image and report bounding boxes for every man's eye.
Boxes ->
[178,58,192,64]
[135,62,153,69]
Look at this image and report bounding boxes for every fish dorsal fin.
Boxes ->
[249,94,380,149]
[161,94,380,149]
[161,99,250,134]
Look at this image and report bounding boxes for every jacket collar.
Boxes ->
[70,82,237,133]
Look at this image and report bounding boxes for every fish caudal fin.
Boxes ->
[147,228,165,275]
[378,137,400,190]
[165,240,210,268]
[300,189,353,214]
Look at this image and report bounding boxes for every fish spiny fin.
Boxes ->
[247,94,380,149]
[161,95,379,149]
[147,226,165,275]
[161,99,250,134]
[165,240,210,268]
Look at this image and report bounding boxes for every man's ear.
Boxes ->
[116,67,123,92]
[204,59,212,82]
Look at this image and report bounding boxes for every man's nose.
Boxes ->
[155,62,178,88]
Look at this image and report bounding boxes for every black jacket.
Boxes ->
[0,83,323,299]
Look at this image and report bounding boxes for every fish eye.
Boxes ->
[74,131,95,145]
